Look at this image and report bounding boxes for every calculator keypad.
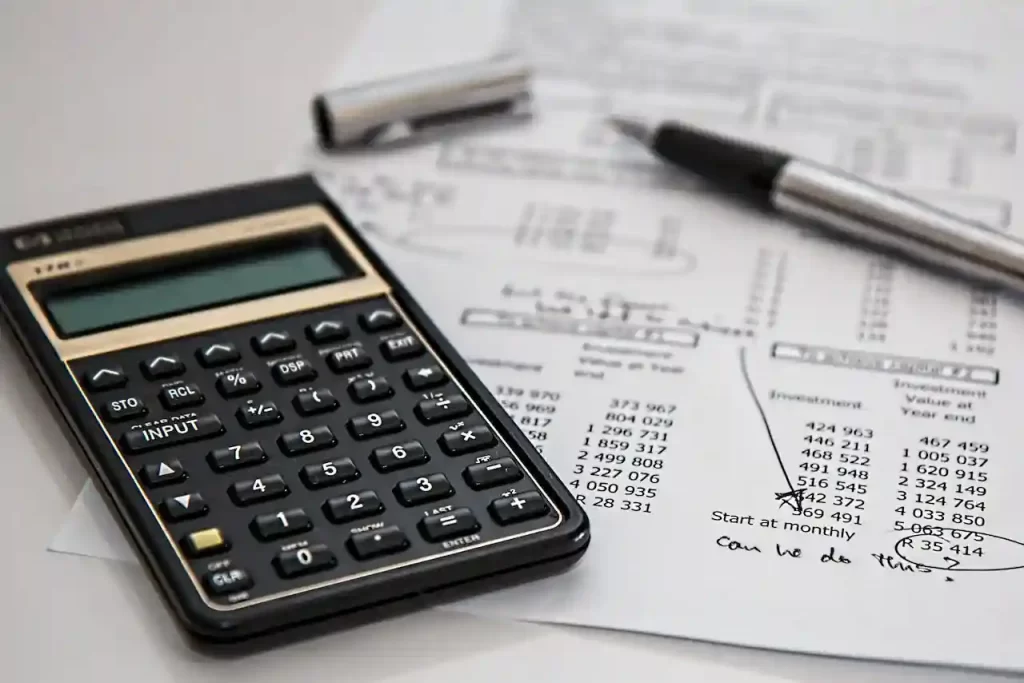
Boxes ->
[71,295,559,607]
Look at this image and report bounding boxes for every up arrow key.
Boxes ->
[139,459,186,488]
[253,331,295,355]
[84,366,126,392]
[141,354,183,380]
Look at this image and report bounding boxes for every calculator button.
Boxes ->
[120,414,225,454]
[359,308,400,332]
[415,395,471,424]
[251,508,312,541]
[139,459,187,488]
[306,320,349,343]
[207,442,267,472]
[252,331,295,356]
[274,544,336,578]
[438,424,495,455]
[203,567,253,597]
[464,457,523,490]
[327,344,373,373]
[347,525,409,560]
[196,342,240,368]
[323,490,384,524]
[347,410,404,440]
[293,388,339,416]
[161,492,208,521]
[183,527,229,557]
[159,383,205,410]
[102,396,147,422]
[84,366,127,392]
[215,370,261,398]
[271,357,317,386]
[394,473,454,506]
[370,440,429,472]
[236,400,283,429]
[420,508,480,542]
[229,474,289,506]
[489,491,549,525]
[300,457,359,489]
[403,365,447,390]
[348,376,393,403]
[141,354,184,380]
[380,334,424,361]
[279,426,337,455]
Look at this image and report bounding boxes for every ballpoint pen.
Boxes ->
[608,116,1024,294]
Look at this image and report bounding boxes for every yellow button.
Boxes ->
[185,528,227,557]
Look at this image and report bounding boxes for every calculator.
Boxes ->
[0,175,589,643]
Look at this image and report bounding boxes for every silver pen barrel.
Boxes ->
[313,52,533,149]
[771,160,1024,292]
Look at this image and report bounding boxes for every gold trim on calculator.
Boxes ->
[6,204,563,612]
[7,206,390,359]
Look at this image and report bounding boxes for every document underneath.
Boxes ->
[291,0,1024,671]
[51,0,1024,674]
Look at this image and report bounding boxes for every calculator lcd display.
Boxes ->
[43,242,349,337]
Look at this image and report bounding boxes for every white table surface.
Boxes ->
[0,2,1018,681]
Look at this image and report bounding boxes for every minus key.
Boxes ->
[464,457,523,490]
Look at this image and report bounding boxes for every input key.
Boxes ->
[119,414,225,454]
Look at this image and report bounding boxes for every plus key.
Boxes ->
[439,424,496,455]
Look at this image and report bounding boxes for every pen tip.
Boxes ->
[606,116,654,145]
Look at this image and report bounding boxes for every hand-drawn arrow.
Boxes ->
[739,347,805,514]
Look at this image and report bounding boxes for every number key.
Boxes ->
[274,544,336,578]
[207,442,267,472]
[370,440,429,472]
[323,490,384,524]
[229,474,289,506]
[279,426,336,456]
[394,473,454,506]
[251,508,312,541]
[300,457,360,489]
[347,410,404,440]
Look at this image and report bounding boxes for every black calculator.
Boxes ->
[0,175,589,643]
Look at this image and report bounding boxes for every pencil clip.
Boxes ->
[312,51,534,150]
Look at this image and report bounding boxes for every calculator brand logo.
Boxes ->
[12,231,52,252]
[11,217,126,253]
